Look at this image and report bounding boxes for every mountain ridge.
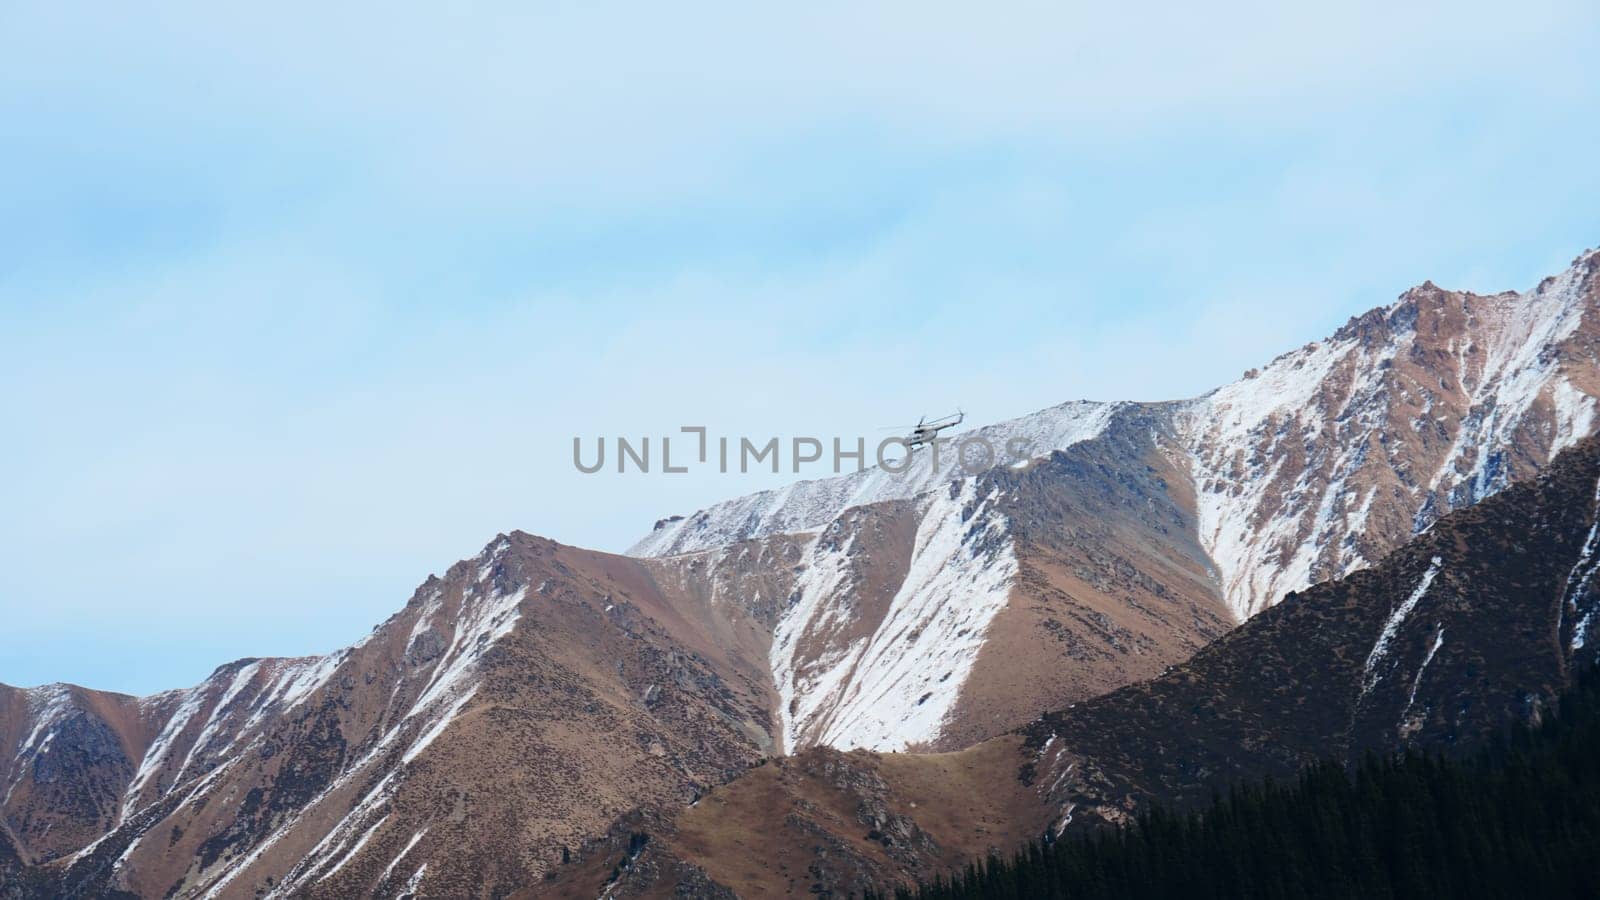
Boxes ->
[3,248,1598,897]
[638,249,1600,617]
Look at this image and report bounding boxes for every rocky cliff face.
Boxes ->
[2,250,1597,898]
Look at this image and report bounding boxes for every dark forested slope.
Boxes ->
[875,660,1600,900]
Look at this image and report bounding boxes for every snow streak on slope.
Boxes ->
[631,401,1118,557]
[1361,556,1443,699]
[769,527,859,753]
[120,689,204,821]
[1564,475,1600,651]
[1399,624,1446,737]
[1433,263,1596,501]
[1185,252,1598,621]
[2,685,72,808]
[1184,335,1363,621]
[770,480,1017,751]
[115,652,351,825]
[160,539,526,900]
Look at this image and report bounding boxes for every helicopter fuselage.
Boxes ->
[902,411,964,450]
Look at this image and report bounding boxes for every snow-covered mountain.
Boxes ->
[626,249,1600,754]
[2,248,1597,898]
[1185,258,1600,619]
[628,400,1122,558]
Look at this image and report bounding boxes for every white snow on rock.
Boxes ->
[635,253,1597,634]
[380,828,429,886]
[314,812,390,885]
[1403,625,1446,717]
[770,479,1018,752]
[619,255,1600,757]
[1181,332,1371,621]
[1564,475,1600,651]
[10,685,71,762]
[2,684,73,808]
[1431,263,1594,500]
[1361,556,1443,700]
[115,650,353,824]
[1184,254,1598,621]
[1551,379,1599,458]
[630,401,1119,557]
[149,538,529,899]
[170,661,263,785]
[769,528,861,753]
[402,863,428,896]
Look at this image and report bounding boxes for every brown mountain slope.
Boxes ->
[599,435,1600,898]
[939,403,1231,749]
[0,684,170,867]
[10,536,787,898]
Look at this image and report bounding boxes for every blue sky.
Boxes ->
[3,2,1598,695]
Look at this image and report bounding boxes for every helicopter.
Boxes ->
[887,409,965,450]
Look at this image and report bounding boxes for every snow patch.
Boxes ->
[1552,379,1599,455]
[402,863,428,896]
[402,688,475,764]
[771,479,1018,751]
[1361,557,1443,699]
[1431,268,1592,501]
[3,685,73,808]
[316,813,390,885]
[262,771,398,898]
[1185,259,1596,622]
[381,828,428,886]
[1403,625,1446,718]
[630,401,1117,557]
[170,662,262,785]
[1183,316,1421,620]
[1564,475,1600,650]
